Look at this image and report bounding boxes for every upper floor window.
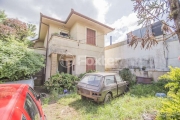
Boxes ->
[60,32,69,37]
[87,28,96,45]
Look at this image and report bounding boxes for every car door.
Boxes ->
[103,75,118,97]
[115,74,127,95]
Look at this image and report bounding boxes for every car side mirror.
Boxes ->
[36,94,41,100]
[36,93,46,100]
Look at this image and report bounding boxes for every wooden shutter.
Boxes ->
[87,28,95,45]
[86,57,96,72]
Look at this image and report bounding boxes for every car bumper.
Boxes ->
[77,90,104,102]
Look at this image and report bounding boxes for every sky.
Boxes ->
[0,0,140,46]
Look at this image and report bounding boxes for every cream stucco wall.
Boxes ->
[34,41,44,48]
[70,23,78,40]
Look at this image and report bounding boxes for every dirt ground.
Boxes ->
[43,103,79,120]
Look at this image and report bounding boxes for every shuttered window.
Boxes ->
[87,28,96,45]
[86,57,96,72]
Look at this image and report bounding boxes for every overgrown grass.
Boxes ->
[56,94,162,120]
[42,84,166,120]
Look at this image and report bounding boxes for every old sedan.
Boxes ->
[77,72,129,103]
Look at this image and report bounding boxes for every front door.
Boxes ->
[58,61,67,73]
[86,57,96,72]
[103,75,118,97]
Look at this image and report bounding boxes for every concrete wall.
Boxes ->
[32,48,46,55]
[105,36,180,80]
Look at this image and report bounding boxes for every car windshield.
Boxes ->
[80,75,102,86]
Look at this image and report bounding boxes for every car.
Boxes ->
[0,84,46,120]
[77,72,129,103]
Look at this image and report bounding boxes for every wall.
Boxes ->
[74,22,105,48]
[34,41,44,48]
[44,22,105,80]
[105,36,180,80]
[32,48,46,55]
[48,36,105,75]
[70,23,78,40]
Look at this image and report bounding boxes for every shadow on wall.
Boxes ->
[118,57,155,70]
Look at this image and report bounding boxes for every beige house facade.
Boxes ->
[33,9,114,81]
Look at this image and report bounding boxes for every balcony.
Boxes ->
[48,34,104,56]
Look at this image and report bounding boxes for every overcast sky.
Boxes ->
[0,0,140,46]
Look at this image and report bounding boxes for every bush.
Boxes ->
[157,67,180,120]
[44,73,79,94]
[119,68,135,86]
[0,38,44,81]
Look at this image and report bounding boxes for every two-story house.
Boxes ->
[33,9,114,82]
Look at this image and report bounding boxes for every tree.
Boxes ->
[0,10,44,81]
[0,10,36,45]
[0,10,6,23]
[130,0,180,49]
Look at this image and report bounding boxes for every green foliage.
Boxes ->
[0,10,6,23]
[0,38,44,81]
[157,67,180,120]
[78,70,96,79]
[130,84,167,97]
[119,68,135,86]
[0,11,44,81]
[44,73,79,94]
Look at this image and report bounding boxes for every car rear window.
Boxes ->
[80,75,102,86]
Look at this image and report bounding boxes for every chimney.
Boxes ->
[110,36,112,45]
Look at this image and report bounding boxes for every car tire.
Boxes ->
[104,93,112,103]
[81,95,86,100]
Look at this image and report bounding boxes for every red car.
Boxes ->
[0,84,46,120]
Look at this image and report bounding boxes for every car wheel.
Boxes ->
[104,93,112,103]
[81,95,86,100]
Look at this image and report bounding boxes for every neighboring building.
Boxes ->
[33,9,114,82]
[105,22,180,81]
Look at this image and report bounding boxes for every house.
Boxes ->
[33,9,114,84]
[105,21,180,81]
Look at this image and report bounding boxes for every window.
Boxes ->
[24,94,41,120]
[105,76,115,86]
[21,114,26,120]
[60,32,69,37]
[28,87,37,98]
[115,74,123,82]
[80,75,102,86]
[87,28,96,45]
